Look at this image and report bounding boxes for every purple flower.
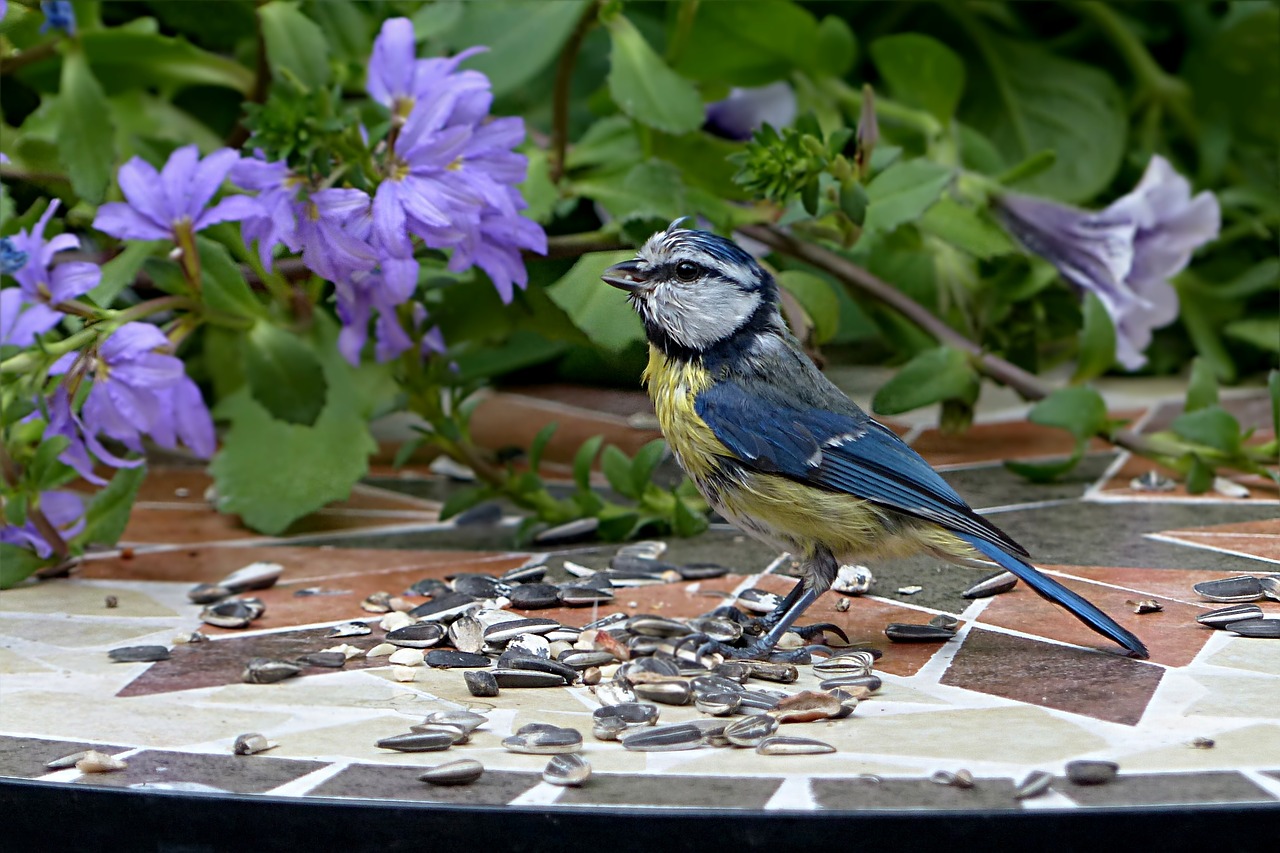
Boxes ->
[995,155,1220,370]
[705,83,798,141]
[80,323,216,458]
[1,200,101,345]
[366,17,484,121]
[41,386,142,486]
[0,288,54,347]
[94,145,260,243]
[39,0,74,35]
[0,490,84,559]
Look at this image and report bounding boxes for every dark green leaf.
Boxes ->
[575,159,686,225]
[606,15,704,134]
[1005,448,1084,483]
[672,492,708,537]
[77,28,254,95]
[1270,370,1279,439]
[439,485,492,521]
[1223,318,1280,352]
[917,197,1013,259]
[449,0,590,98]
[869,33,965,122]
[1,399,38,428]
[1027,386,1107,442]
[1171,406,1241,455]
[28,436,71,492]
[391,435,427,471]
[1072,292,1117,383]
[960,35,1124,202]
[58,44,115,203]
[601,445,637,498]
[630,440,666,495]
[91,240,163,307]
[572,435,604,492]
[777,270,840,344]
[243,320,328,426]
[203,327,247,399]
[259,1,330,90]
[1185,358,1219,413]
[672,0,822,86]
[872,346,978,415]
[813,15,856,77]
[545,251,645,353]
[305,0,370,63]
[528,422,558,474]
[73,464,146,549]
[863,160,952,234]
[197,236,264,320]
[0,544,57,589]
[409,1,464,40]
[1186,454,1214,494]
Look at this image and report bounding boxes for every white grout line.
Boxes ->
[506,780,566,806]
[1146,533,1280,566]
[763,776,816,810]
[1018,788,1078,810]
[1241,769,1280,801]
[263,760,351,797]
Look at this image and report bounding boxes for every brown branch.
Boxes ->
[548,1,599,183]
[0,164,72,185]
[225,0,272,148]
[738,223,1161,456]
[0,39,58,76]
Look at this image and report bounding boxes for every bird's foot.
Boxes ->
[682,636,829,664]
[790,622,849,644]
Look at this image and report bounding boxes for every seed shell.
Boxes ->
[108,645,171,663]
[756,736,836,756]
[419,759,484,786]
[543,753,591,786]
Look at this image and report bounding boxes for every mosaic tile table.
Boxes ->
[2,387,1277,851]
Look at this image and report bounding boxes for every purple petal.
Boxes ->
[311,188,371,222]
[380,256,418,303]
[111,352,185,389]
[99,322,170,364]
[184,148,242,219]
[93,203,172,241]
[39,232,80,269]
[374,308,413,362]
[48,261,101,303]
[368,17,418,107]
[192,195,262,232]
[116,156,170,226]
[372,182,410,257]
[1,298,60,346]
[159,144,201,221]
[171,376,215,458]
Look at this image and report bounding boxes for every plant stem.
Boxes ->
[738,223,1163,457]
[226,0,272,148]
[0,327,98,374]
[549,1,599,183]
[824,78,943,140]
[0,39,57,76]
[539,229,628,259]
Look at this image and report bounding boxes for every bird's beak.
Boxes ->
[601,259,647,293]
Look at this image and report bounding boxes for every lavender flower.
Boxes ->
[42,386,142,486]
[39,0,74,35]
[79,323,216,458]
[1,200,101,345]
[0,489,84,559]
[0,288,53,347]
[94,145,260,244]
[994,156,1220,370]
[705,82,798,141]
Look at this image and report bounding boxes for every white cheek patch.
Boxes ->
[648,283,760,351]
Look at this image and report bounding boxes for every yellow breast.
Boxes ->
[642,346,722,482]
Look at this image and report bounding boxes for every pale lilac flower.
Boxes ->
[334,270,413,364]
[39,0,74,35]
[41,386,142,486]
[94,145,260,243]
[995,155,1220,370]
[705,83,798,141]
[1,201,100,344]
[0,489,84,559]
[367,17,484,121]
[0,1,8,22]
[0,288,56,347]
[80,323,216,458]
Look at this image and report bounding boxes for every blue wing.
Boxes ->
[695,379,1026,557]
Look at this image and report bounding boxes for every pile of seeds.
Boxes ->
[1193,575,1280,638]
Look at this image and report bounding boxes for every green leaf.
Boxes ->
[439,485,492,521]
[1186,454,1214,494]
[597,509,640,542]
[960,35,1124,202]
[863,159,952,234]
[528,422,558,474]
[575,160,686,226]
[1072,292,1117,383]
[28,436,71,492]
[545,250,645,353]
[1027,386,1108,442]
[1005,448,1085,483]
[673,0,824,85]
[606,15,704,134]
[777,270,840,344]
[243,320,328,427]
[601,445,638,499]
[210,344,376,535]
[1270,370,1280,439]
[1223,318,1280,352]
[870,33,965,122]
[259,1,330,90]
[73,464,146,549]
[410,1,464,40]
[449,0,590,98]
[630,439,666,496]
[91,240,163,306]
[572,435,604,492]
[872,346,979,415]
[203,327,247,399]
[77,28,254,95]
[0,544,57,590]
[58,44,115,203]
[197,236,264,320]
[917,197,1013,259]
[1171,406,1241,455]
[672,492,707,537]
[813,16,857,78]
[1185,358,1219,413]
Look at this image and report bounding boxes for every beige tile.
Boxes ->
[0,616,170,649]
[0,646,55,674]
[1123,724,1280,771]
[0,583,176,618]
[1188,674,1280,719]
[269,716,457,764]
[1206,638,1280,676]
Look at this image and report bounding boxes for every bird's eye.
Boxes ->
[674,261,701,282]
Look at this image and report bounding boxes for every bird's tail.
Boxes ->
[958,534,1149,659]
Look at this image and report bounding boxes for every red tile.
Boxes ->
[1154,518,1280,564]
[1060,564,1280,606]
[1094,452,1277,501]
[940,628,1163,725]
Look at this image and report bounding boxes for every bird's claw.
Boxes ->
[791,622,849,643]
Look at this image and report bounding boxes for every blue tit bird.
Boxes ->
[601,221,1149,661]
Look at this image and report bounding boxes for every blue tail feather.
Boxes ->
[959,534,1149,659]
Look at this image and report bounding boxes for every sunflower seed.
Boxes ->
[620,656,681,680]
[678,563,731,581]
[1014,770,1053,799]
[884,623,956,643]
[464,670,499,697]
[380,611,414,633]
[560,650,616,669]
[617,540,668,560]
[499,562,547,584]
[108,645,170,663]
[534,517,599,544]
[503,727,582,754]
[408,723,470,744]
[813,650,875,675]
[1189,736,1216,749]
[75,750,128,773]
[757,736,836,756]
[297,652,347,668]
[45,750,91,770]
[582,612,630,631]
[492,669,565,688]
[506,632,552,660]
[173,632,207,645]
[633,681,691,705]
[558,586,615,606]
[201,599,260,629]
[508,583,562,609]
[233,733,276,755]
[451,574,508,598]
[931,769,975,789]
[724,714,779,747]
[483,618,561,643]
[832,564,873,595]
[691,674,746,696]
[1213,476,1251,499]
[1193,576,1265,603]
[738,588,782,613]
[693,691,741,716]
[386,623,446,649]
[543,753,591,787]
[419,759,484,786]
[454,501,503,526]
[620,723,707,752]
[1126,598,1163,614]
[626,615,692,638]
[1066,759,1118,785]
[1130,471,1177,492]
[327,622,372,638]
[1260,575,1280,602]
[1228,618,1280,638]
[771,691,844,723]
[819,674,882,692]
[499,654,576,684]
[962,571,1019,599]
[367,643,397,658]
[594,680,637,706]
[426,650,491,668]
[361,592,393,613]
[826,688,862,718]
[388,648,425,667]
[377,732,455,753]
[188,583,230,604]
[220,562,283,593]
[242,658,301,684]
[929,614,960,631]
[423,710,487,733]
[407,578,450,598]
[897,585,923,595]
[409,592,479,621]
[687,617,742,642]
[740,660,798,683]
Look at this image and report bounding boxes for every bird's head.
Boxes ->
[601,220,779,355]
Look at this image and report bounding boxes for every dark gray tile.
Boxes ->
[554,773,780,809]
[309,763,540,804]
[1058,771,1277,806]
[0,736,130,779]
[812,776,1019,810]
[72,750,327,794]
[941,453,1118,511]
[986,502,1280,569]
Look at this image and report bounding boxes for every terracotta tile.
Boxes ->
[1058,564,1280,606]
[501,383,656,419]
[1154,518,1280,564]
[975,566,1214,666]
[468,389,661,464]
[910,416,1135,469]
[73,749,327,794]
[940,628,1163,726]
[1093,451,1278,502]
[116,507,268,545]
